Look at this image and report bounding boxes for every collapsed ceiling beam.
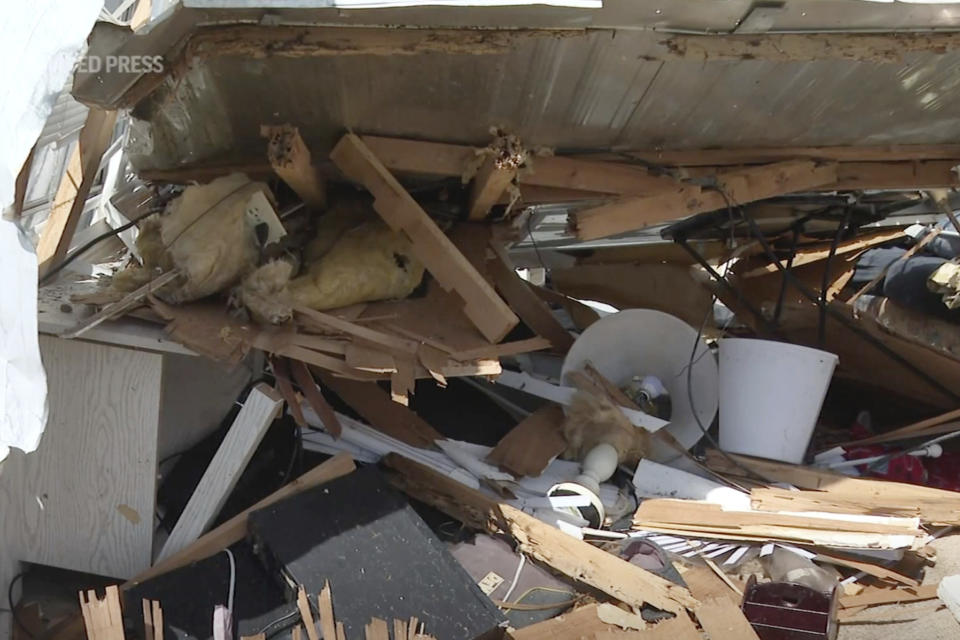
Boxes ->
[570,160,839,241]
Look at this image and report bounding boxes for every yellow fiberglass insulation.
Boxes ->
[287,221,425,311]
[159,173,269,304]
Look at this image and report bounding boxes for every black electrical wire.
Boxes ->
[8,573,35,640]
[255,608,301,638]
[40,208,159,285]
[818,207,853,347]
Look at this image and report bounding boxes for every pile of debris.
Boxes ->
[28,125,960,640]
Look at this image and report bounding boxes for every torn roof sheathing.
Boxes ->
[74,0,960,174]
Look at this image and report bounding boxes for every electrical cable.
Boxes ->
[224,549,237,614]
[40,208,158,285]
[500,553,527,605]
[526,214,548,273]
[7,573,35,640]
[256,609,301,639]
[818,207,853,346]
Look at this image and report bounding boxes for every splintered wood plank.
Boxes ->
[134,453,355,583]
[37,109,118,276]
[142,600,154,640]
[330,133,518,343]
[742,229,906,278]
[261,125,326,208]
[317,581,337,640]
[360,135,681,195]
[681,567,742,607]
[390,358,416,405]
[485,242,574,353]
[317,374,442,448]
[451,337,551,362]
[289,360,343,437]
[152,601,163,640]
[838,584,938,609]
[335,623,346,640]
[272,356,306,427]
[383,455,697,613]
[469,156,515,220]
[393,619,408,640]
[295,306,419,355]
[487,405,567,477]
[297,586,320,640]
[156,384,285,562]
[364,618,389,640]
[345,343,397,373]
[812,550,920,586]
[571,161,838,241]
[694,598,760,640]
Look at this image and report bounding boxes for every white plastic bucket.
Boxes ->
[718,339,838,464]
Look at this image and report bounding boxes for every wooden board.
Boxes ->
[317,374,443,448]
[156,384,284,562]
[330,133,518,343]
[709,450,960,525]
[383,454,698,613]
[750,487,960,524]
[838,584,938,609]
[571,161,838,241]
[451,337,551,362]
[0,336,161,579]
[552,263,713,330]
[485,241,575,353]
[468,156,515,220]
[487,405,567,477]
[741,229,906,278]
[261,124,326,209]
[37,109,118,276]
[361,135,681,196]
[694,598,760,640]
[131,453,355,584]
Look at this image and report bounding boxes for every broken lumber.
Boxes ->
[839,584,938,609]
[842,406,960,446]
[361,135,681,196]
[79,586,125,640]
[289,359,343,437]
[570,160,838,241]
[633,499,924,550]
[62,270,180,339]
[450,336,551,362]
[317,374,442,448]
[383,454,698,613]
[487,404,566,476]
[157,384,284,562]
[741,229,906,278]
[485,241,575,353]
[708,450,960,525]
[261,124,326,208]
[134,453,355,584]
[37,108,118,276]
[468,156,515,220]
[330,133,518,343]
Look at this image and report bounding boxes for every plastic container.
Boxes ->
[718,339,838,464]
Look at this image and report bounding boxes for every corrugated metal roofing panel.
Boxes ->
[124,27,960,170]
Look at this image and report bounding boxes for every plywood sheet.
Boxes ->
[0,336,162,578]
